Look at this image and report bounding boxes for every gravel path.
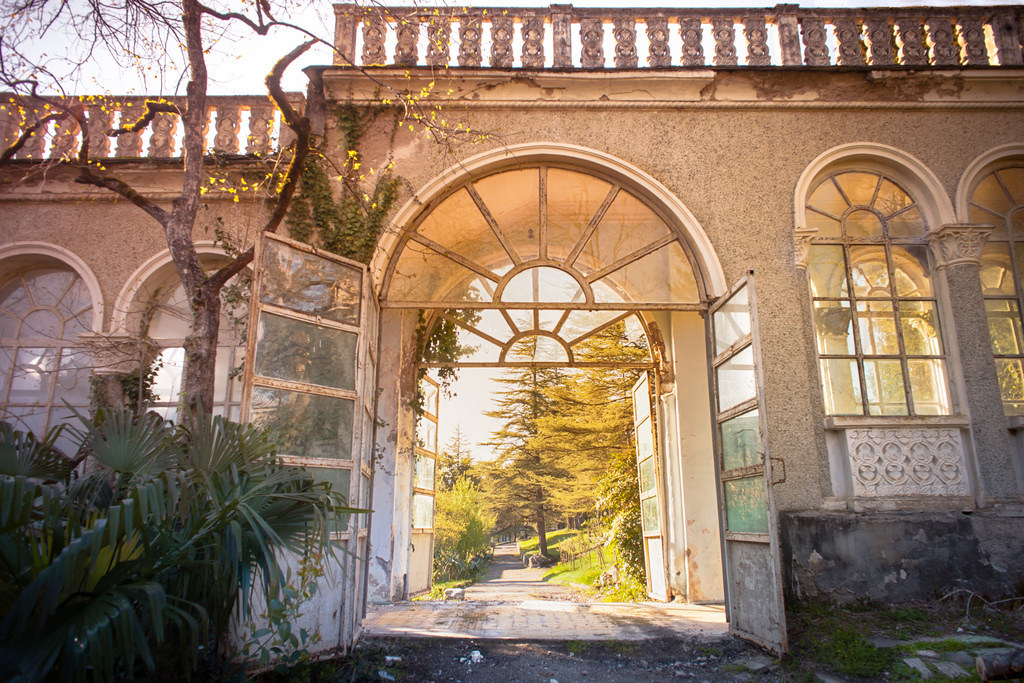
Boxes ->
[463,543,575,602]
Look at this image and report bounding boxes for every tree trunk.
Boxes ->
[182,283,221,415]
[536,505,548,557]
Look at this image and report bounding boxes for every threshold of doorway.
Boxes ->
[362,600,728,641]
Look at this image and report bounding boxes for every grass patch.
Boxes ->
[543,560,604,587]
[808,625,897,677]
[416,579,472,601]
[517,529,580,557]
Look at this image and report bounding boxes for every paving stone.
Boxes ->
[933,661,971,678]
[867,636,904,648]
[740,654,773,673]
[903,657,933,679]
[916,649,939,658]
[948,651,975,668]
[814,674,846,683]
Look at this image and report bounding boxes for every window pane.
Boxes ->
[849,246,890,297]
[900,301,944,356]
[416,417,437,453]
[998,167,1024,204]
[21,310,61,339]
[389,241,492,304]
[578,189,671,276]
[836,172,881,207]
[807,178,848,218]
[985,299,1024,355]
[813,301,854,354]
[502,267,583,303]
[412,493,434,529]
[876,179,913,217]
[418,187,507,271]
[249,387,354,459]
[260,239,361,325]
[972,173,1012,215]
[864,358,908,415]
[819,358,863,415]
[995,358,1024,416]
[724,476,769,534]
[716,345,755,412]
[593,241,699,305]
[414,453,435,490]
[639,456,656,496]
[57,350,91,405]
[857,301,899,355]
[10,347,57,403]
[309,466,351,532]
[635,417,653,460]
[474,168,540,262]
[255,312,357,390]
[886,207,925,237]
[720,409,762,470]
[0,276,31,317]
[27,270,74,308]
[845,209,884,238]
[713,285,750,355]
[641,496,659,532]
[890,245,933,297]
[980,243,1015,295]
[151,347,185,404]
[806,210,841,237]
[546,168,613,263]
[908,359,950,415]
[808,245,847,298]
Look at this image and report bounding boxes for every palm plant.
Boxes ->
[0,408,352,681]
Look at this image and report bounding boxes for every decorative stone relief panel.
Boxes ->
[679,18,704,66]
[147,112,177,157]
[521,17,544,68]
[490,16,514,68]
[459,12,483,67]
[394,19,419,66]
[845,428,969,497]
[958,18,988,66]
[426,17,451,66]
[361,14,387,66]
[835,19,865,66]
[647,18,670,67]
[896,19,928,66]
[926,17,958,66]
[613,18,638,68]
[580,18,604,68]
[865,19,896,66]
[927,224,994,269]
[743,17,770,66]
[801,18,830,66]
[711,18,737,66]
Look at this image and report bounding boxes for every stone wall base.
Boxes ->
[780,510,1024,603]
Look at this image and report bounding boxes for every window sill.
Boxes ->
[1007,416,1024,431]
[824,415,970,430]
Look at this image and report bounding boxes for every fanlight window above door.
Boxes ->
[384,165,703,309]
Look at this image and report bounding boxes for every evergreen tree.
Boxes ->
[437,426,474,492]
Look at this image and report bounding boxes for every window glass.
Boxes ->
[805,172,948,416]
[0,264,93,449]
[976,165,1024,415]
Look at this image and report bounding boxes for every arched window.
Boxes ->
[127,256,247,421]
[974,165,1024,415]
[0,262,93,451]
[805,171,950,416]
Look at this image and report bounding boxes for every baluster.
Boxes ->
[865,18,896,66]
[49,106,79,160]
[490,15,514,68]
[115,104,143,158]
[775,8,802,65]
[213,104,240,154]
[711,18,737,66]
[580,18,605,68]
[990,13,1023,66]
[743,16,771,66]
[679,17,704,66]
[459,10,483,67]
[333,5,358,66]
[647,18,671,67]
[926,17,958,65]
[896,18,928,66]
[394,16,419,66]
[801,18,830,66]
[147,111,177,157]
[613,18,638,69]
[246,105,273,155]
[835,18,866,66]
[426,15,451,66]
[86,104,111,157]
[16,114,45,159]
[957,17,988,66]
[551,6,572,67]
[361,13,387,66]
[521,17,545,68]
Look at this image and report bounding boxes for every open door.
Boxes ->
[409,376,439,595]
[709,276,787,654]
[632,372,669,601]
[242,232,377,650]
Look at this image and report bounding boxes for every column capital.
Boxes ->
[926,223,996,270]
[793,226,817,270]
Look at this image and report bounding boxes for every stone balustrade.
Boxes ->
[0,94,305,160]
[333,3,1024,70]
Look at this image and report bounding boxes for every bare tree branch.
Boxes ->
[108,99,182,136]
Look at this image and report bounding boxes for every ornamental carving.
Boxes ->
[845,428,968,497]
[87,106,111,157]
[459,13,483,67]
[394,18,419,66]
[801,18,830,66]
[16,114,45,159]
[927,224,994,269]
[147,112,177,157]
[679,18,704,66]
[50,114,80,160]
[490,16,514,68]
[246,105,273,155]
[521,18,545,68]
[361,14,387,66]
[647,18,670,67]
[865,19,896,66]
[835,19,865,66]
[926,17,958,66]
[213,106,240,153]
[711,18,737,66]
[896,19,928,66]
[426,17,451,66]
[580,18,604,68]
[743,17,770,66]
[958,18,988,66]
[793,227,817,270]
[114,107,143,157]
[613,18,638,68]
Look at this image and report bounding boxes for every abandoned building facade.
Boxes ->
[1,3,1023,654]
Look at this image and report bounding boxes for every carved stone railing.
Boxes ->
[333,4,1024,70]
[0,94,305,160]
